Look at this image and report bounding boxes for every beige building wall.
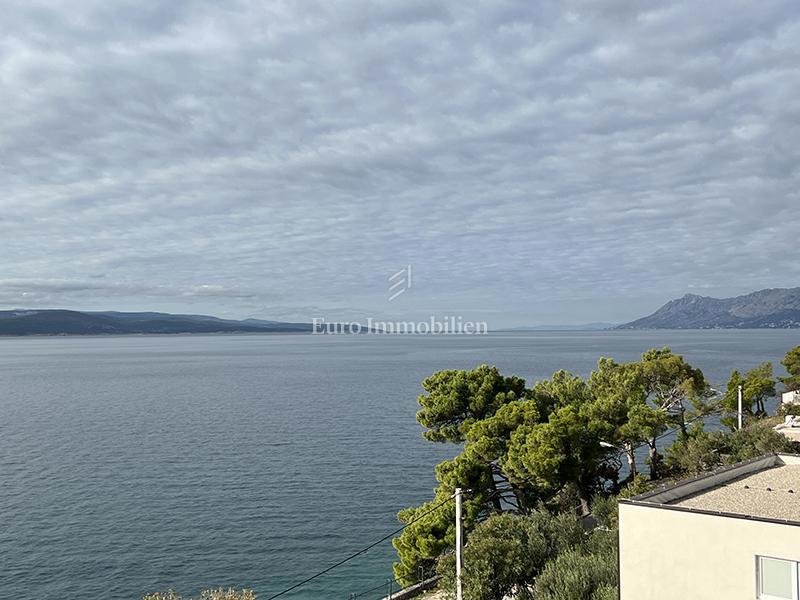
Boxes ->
[619,503,800,600]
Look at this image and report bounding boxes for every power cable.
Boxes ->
[269,403,726,599]
[263,495,454,600]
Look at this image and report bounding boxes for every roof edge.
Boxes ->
[621,452,800,505]
[618,499,800,527]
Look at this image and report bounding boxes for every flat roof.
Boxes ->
[622,453,800,525]
[673,463,800,521]
[776,427,800,443]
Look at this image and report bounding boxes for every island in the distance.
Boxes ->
[618,287,800,329]
[0,309,313,336]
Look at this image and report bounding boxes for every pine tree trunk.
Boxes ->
[626,443,638,478]
[648,441,662,480]
[511,484,528,514]
[576,478,593,516]
[678,407,688,439]
[489,471,504,512]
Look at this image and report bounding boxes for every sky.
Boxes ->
[1,0,799,328]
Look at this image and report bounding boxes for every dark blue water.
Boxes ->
[1,331,797,599]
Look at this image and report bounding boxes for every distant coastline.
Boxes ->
[498,322,617,331]
[4,289,800,337]
[0,309,313,336]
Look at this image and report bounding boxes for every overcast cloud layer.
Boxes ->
[1,0,799,327]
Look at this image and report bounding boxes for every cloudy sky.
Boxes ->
[1,0,799,327]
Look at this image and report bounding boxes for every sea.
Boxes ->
[1,330,798,599]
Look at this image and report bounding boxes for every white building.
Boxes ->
[783,390,800,405]
[619,453,800,600]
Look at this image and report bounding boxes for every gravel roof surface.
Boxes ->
[777,427,800,442]
[672,464,800,521]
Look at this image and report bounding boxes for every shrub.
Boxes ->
[588,495,618,529]
[591,585,619,600]
[436,510,585,600]
[528,541,617,600]
[664,421,799,478]
[618,474,654,499]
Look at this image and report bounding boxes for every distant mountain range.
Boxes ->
[503,323,617,331]
[5,289,799,335]
[0,310,313,336]
[618,287,800,329]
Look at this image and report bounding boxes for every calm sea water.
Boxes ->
[1,331,798,599]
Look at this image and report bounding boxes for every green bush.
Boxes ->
[588,495,618,529]
[144,589,255,600]
[664,421,798,478]
[437,510,585,600]
[618,474,654,499]
[590,585,619,600]
[529,541,617,600]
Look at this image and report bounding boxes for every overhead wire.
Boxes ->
[263,495,454,600]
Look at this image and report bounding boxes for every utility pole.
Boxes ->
[455,487,464,600]
[738,384,744,430]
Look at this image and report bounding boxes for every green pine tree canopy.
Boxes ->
[393,345,800,595]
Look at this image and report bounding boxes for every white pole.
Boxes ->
[738,384,743,430]
[455,487,463,600]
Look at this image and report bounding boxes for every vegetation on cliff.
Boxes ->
[395,345,800,599]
